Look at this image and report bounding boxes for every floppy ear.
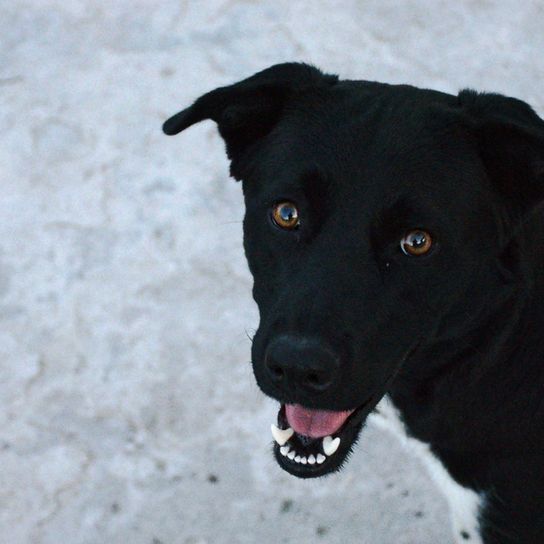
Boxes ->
[162,62,338,179]
[458,89,544,218]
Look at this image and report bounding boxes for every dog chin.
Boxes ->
[270,403,368,479]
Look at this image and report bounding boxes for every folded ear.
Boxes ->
[458,89,544,218]
[163,62,338,179]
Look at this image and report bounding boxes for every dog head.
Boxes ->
[164,63,544,477]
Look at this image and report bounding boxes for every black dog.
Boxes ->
[163,63,544,543]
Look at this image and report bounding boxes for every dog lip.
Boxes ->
[272,396,373,476]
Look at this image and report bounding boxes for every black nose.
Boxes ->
[265,334,339,394]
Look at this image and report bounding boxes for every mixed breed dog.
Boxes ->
[163,63,544,543]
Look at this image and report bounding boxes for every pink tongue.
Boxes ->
[285,404,354,438]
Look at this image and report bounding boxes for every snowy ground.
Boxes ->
[1,1,543,543]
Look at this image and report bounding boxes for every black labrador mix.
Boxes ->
[163,63,544,544]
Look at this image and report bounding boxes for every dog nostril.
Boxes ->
[303,370,332,391]
[270,365,284,380]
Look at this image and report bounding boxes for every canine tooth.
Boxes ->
[280,446,290,456]
[316,454,326,464]
[322,436,340,456]
[308,454,316,465]
[300,456,307,465]
[271,424,294,446]
[287,450,296,460]
[294,455,301,463]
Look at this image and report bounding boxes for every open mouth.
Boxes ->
[271,399,372,478]
[268,343,419,478]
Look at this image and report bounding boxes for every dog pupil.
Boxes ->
[411,232,425,247]
[281,206,294,220]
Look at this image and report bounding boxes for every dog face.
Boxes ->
[164,63,544,478]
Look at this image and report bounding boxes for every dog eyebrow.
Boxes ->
[298,165,330,195]
[374,194,441,233]
[297,165,332,219]
[266,162,329,198]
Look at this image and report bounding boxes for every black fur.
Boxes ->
[163,63,544,543]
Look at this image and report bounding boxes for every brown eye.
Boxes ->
[400,230,433,256]
[271,201,300,230]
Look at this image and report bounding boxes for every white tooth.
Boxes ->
[280,446,290,456]
[294,455,301,463]
[308,454,316,465]
[322,436,340,456]
[271,424,294,446]
[300,456,307,465]
[316,454,326,464]
[287,450,296,460]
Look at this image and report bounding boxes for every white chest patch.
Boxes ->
[368,396,484,544]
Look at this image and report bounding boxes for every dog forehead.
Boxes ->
[269,84,458,158]
[246,84,482,208]
[285,80,458,136]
